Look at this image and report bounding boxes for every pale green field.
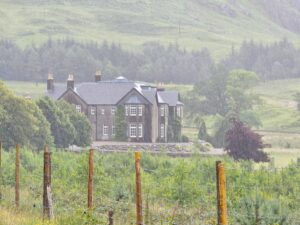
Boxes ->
[3,81,45,99]
[1,1,300,58]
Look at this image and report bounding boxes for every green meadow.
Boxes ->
[1,0,300,58]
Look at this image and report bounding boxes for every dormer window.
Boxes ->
[75,105,81,113]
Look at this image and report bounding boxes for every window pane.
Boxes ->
[160,124,165,138]
[112,125,115,136]
[91,107,95,115]
[138,105,143,116]
[160,106,164,116]
[130,124,137,137]
[103,125,108,135]
[76,105,81,113]
[111,107,116,115]
[138,124,143,138]
[130,105,137,116]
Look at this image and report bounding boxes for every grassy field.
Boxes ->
[1,1,300,58]
[4,81,45,99]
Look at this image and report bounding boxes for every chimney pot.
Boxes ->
[95,70,102,82]
[47,73,54,91]
[67,74,75,89]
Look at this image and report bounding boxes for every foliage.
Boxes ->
[226,69,259,114]
[36,97,75,148]
[0,39,213,84]
[294,92,300,111]
[2,38,300,85]
[189,68,261,147]
[115,105,127,141]
[194,116,210,142]
[236,195,290,225]
[0,149,299,224]
[225,119,269,162]
[167,116,182,142]
[57,100,92,147]
[0,82,53,149]
[193,65,229,116]
[211,114,233,148]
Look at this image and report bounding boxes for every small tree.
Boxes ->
[294,92,300,111]
[194,116,210,141]
[225,119,269,162]
[115,105,127,141]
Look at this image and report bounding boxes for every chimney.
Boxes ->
[47,73,54,91]
[67,74,74,90]
[157,83,165,92]
[95,70,101,82]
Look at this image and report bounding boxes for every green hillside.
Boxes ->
[1,0,300,58]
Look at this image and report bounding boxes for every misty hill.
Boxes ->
[1,0,300,57]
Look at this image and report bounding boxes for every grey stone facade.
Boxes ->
[46,73,183,143]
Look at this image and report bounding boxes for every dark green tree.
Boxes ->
[167,117,182,142]
[57,100,92,147]
[0,82,53,149]
[36,97,75,148]
[194,116,210,141]
[115,105,127,141]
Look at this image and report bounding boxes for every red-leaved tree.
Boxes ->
[225,119,269,162]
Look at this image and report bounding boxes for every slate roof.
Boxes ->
[47,77,183,106]
[157,91,183,106]
[75,82,135,105]
[45,83,67,99]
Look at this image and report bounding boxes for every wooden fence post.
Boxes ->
[88,148,94,210]
[216,161,228,225]
[43,145,53,219]
[108,210,114,225]
[15,144,20,208]
[135,152,143,225]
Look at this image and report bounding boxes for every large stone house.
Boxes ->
[46,71,183,143]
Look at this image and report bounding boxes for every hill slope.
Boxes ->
[1,0,300,57]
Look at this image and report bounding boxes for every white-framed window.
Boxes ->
[177,106,181,117]
[160,105,165,117]
[138,124,143,138]
[138,105,143,116]
[101,109,105,115]
[130,105,137,116]
[129,124,137,137]
[103,125,108,136]
[112,125,115,136]
[125,105,129,116]
[111,107,116,115]
[160,124,165,138]
[75,105,81,113]
[90,107,96,115]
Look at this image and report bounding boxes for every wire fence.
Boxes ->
[0,144,299,224]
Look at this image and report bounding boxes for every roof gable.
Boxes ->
[117,88,152,105]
